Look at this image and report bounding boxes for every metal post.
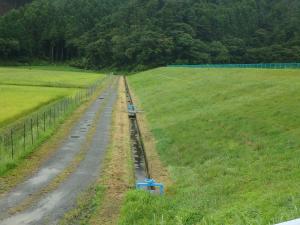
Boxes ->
[53,106,56,123]
[11,129,14,159]
[36,114,39,138]
[23,122,26,151]
[31,118,34,145]
[43,112,46,132]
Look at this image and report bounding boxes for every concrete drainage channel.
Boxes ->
[123,76,164,194]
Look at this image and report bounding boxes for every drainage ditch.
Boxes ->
[123,76,150,182]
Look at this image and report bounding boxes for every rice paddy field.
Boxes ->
[120,67,300,225]
[0,66,105,174]
[0,66,104,128]
[0,67,102,88]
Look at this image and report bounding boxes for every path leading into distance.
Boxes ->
[0,76,119,225]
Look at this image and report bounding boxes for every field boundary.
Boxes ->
[168,63,300,69]
[0,75,112,175]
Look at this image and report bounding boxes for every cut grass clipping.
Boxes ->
[119,67,300,225]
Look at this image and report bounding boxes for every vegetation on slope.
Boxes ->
[119,67,300,224]
[0,0,300,70]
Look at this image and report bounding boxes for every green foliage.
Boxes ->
[1,0,300,70]
[119,67,300,224]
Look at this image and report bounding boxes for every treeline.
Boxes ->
[0,0,300,70]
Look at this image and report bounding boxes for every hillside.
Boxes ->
[119,67,300,224]
[0,0,300,70]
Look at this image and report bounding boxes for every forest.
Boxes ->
[0,0,300,70]
[0,0,31,15]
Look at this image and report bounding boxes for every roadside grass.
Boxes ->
[0,67,103,88]
[119,67,300,225]
[59,77,133,225]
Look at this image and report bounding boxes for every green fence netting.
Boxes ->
[168,63,300,69]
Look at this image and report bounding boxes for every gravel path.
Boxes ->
[0,77,119,225]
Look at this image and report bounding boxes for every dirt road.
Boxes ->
[0,76,119,225]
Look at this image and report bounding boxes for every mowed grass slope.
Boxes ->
[0,66,104,127]
[120,68,300,225]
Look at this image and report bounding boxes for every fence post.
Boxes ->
[36,114,39,138]
[31,118,34,145]
[11,129,14,159]
[43,112,46,132]
[53,106,56,124]
[23,122,26,151]
[64,100,66,114]
[49,109,51,127]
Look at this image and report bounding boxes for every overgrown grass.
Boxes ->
[119,67,300,225]
[60,185,106,225]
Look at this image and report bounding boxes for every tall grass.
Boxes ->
[119,68,300,225]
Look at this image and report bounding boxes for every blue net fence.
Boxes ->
[168,63,300,69]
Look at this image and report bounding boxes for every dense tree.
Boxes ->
[0,0,299,70]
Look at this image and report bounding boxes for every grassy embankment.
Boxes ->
[0,66,105,174]
[119,67,300,225]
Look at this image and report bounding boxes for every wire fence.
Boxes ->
[168,63,300,69]
[0,78,106,173]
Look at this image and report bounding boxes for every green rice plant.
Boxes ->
[0,67,103,88]
[0,85,78,127]
[0,66,107,175]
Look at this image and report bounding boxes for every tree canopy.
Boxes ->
[0,0,299,70]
